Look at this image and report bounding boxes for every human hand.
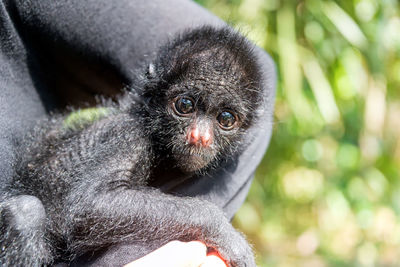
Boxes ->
[124,241,227,267]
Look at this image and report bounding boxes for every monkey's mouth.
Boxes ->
[173,153,210,173]
[172,143,216,170]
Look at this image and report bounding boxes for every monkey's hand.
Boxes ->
[192,201,256,267]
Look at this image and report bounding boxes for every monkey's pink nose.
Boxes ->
[188,127,213,147]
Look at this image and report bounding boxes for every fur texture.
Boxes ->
[0,26,262,267]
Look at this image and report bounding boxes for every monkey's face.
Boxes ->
[144,27,263,174]
[146,75,254,174]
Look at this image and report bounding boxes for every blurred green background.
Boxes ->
[195,0,400,266]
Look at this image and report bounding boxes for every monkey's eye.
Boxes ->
[173,97,195,116]
[217,111,237,130]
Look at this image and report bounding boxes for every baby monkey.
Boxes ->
[0,26,263,266]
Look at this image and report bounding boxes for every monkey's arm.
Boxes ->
[63,176,255,267]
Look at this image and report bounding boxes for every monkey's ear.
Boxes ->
[146,64,156,79]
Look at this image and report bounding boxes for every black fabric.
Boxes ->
[0,0,275,265]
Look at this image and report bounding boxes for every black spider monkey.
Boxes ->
[0,26,263,267]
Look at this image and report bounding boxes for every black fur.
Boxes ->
[0,26,263,267]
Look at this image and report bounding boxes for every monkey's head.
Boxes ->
[142,26,263,174]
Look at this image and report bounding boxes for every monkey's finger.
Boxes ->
[124,240,207,267]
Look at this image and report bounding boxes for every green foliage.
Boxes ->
[195,0,400,266]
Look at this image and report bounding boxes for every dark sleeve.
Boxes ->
[0,0,49,188]
[1,0,275,264]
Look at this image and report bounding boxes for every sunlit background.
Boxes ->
[195,0,400,266]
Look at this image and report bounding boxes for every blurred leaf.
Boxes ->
[322,1,368,49]
[302,53,341,124]
[277,6,316,128]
